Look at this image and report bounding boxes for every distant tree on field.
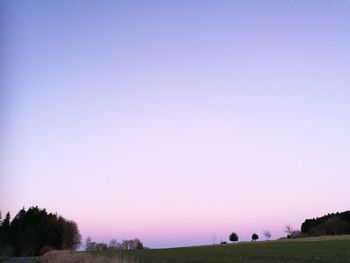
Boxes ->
[120,239,144,250]
[284,224,294,238]
[86,237,143,251]
[252,233,259,241]
[229,232,239,243]
[135,239,144,249]
[263,230,272,240]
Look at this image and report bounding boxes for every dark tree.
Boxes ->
[136,239,144,249]
[0,206,81,256]
[0,212,11,245]
[229,232,239,242]
[0,212,13,256]
[252,233,259,241]
[61,219,81,250]
[301,211,350,236]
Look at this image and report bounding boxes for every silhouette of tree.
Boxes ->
[135,239,144,249]
[301,211,350,236]
[0,207,81,256]
[263,230,271,240]
[252,233,259,241]
[61,219,81,250]
[229,232,239,243]
[284,224,294,238]
[1,212,11,245]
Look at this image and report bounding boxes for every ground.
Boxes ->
[2,235,350,263]
[124,235,350,263]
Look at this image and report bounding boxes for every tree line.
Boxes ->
[86,237,144,251]
[2,206,348,256]
[226,210,350,245]
[301,211,350,236]
[0,207,81,256]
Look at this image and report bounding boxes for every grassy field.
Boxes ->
[31,236,350,263]
[115,236,350,263]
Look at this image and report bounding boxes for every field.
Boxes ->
[122,236,350,263]
[29,235,350,263]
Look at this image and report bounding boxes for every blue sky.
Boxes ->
[1,0,350,248]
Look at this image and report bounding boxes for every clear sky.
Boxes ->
[1,0,349,248]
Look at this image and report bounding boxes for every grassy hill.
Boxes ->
[124,235,350,263]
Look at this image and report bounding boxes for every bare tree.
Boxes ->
[263,230,272,240]
[284,224,294,238]
[120,239,143,250]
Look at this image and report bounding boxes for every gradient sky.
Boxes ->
[1,0,350,248]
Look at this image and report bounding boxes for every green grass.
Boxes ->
[113,236,350,263]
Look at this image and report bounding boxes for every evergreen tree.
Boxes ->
[0,207,81,256]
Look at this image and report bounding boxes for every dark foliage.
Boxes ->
[301,211,350,236]
[0,207,81,256]
[86,237,144,251]
[136,239,144,249]
[229,232,239,242]
[252,233,259,241]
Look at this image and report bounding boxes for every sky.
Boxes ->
[1,0,350,248]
